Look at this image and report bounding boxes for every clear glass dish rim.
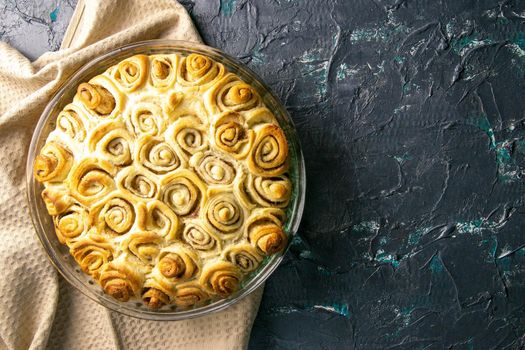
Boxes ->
[25,39,306,321]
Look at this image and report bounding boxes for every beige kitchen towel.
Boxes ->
[0,1,263,349]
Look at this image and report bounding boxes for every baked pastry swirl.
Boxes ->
[35,53,292,310]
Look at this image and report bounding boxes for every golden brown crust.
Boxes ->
[223,243,263,273]
[136,135,182,174]
[87,120,133,166]
[35,53,293,309]
[70,233,113,278]
[247,124,289,176]
[92,193,137,236]
[177,53,225,90]
[157,245,199,280]
[211,111,255,159]
[41,186,74,215]
[121,231,162,265]
[246,208,288,255]
[54,203,90,244]
[150,54,179,91]
[159,169,207,216]
[67,158,117,206]
[137,200,179,241]
[99,259,145,302]
[110,55,149,92]
[173,281,209,307]
[56,103,88,142]
[34,141,73,182]
[205,74,261,114]
[199,261,242,297]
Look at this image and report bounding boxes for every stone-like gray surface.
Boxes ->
[4,0,525,349]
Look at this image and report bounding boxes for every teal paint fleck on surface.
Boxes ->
[352,221,380,235]
[336,63,358,81]
[393,152,412,164]
[375,249,400,268]
[450,33,493,56]
[456,219,498,235]
[290,234,304,246]
[401,82,420,95]
[220,0,237,16]
[299,250,315,260]
[408,228,425,246]
[268,303,350,318]
[250,49,266,65]
[313,303,350,318]
[50,7,59,22]
[481,236,498,263]
[512,32,525,50]
[468,114,523,182]
[393,55,406,64]
[429,254,444,273]
[298,50,330,99]
[349,20,409,44]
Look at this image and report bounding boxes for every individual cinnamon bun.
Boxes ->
[76,75,123,118]
[136,135,182,174]
[160,169,207,216]
[204,74,261,115]
[203,191,243,240]
[109,54,148,92]
[223,243,263,273]
[189,151,237,186]
[54,203,90,244]
[173,281,209,308]
[126,101,166,137]
[247,174,292,208]
[87,120,133,166]
[150,54,179,91]
[121,232,162,265]
[117,166,158,199]
[99,259,145,302]
[143,271,175,300]
[177,53,225,90]
[246,208,288,255]
[137,200,179,241]
[247,124,289,176]
[211,111,255,159]
[93,193,137,236]
[56,103,88,142]
[41,186,74,215]
[168,115,208,156]
[67,158,117,206]
[142,287,171,309]
[199,261,242,297]
[34,141,73,182]
[70,233,113,278]
[156,244,199,281]
[182,221,220,255]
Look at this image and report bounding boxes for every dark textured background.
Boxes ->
[3,0,525,348]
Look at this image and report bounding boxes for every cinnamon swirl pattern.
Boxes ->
[35,53,292,309]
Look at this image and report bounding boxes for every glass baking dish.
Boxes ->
[26,40,305,320]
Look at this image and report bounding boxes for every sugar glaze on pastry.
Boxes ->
[34,53,292,309]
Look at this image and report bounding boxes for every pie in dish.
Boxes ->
[34,53,292,309]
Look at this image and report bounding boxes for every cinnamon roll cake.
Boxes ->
[34,53,292,309]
